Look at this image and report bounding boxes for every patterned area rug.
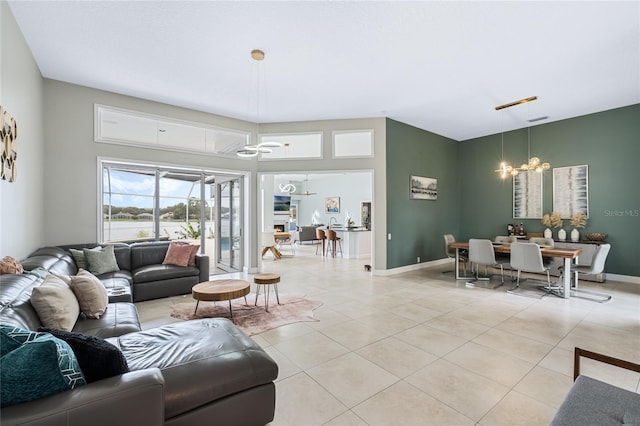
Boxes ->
[170,293,323,336]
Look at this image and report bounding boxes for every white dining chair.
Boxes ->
[559,244,611,302]
[508,242,553,297]
[467,239,506,289]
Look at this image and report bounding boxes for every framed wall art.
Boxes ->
[410,175,437,200]
[553,165,589,218]
[325,196,340,213]
[513,170,543,218]
[1,106,18,182]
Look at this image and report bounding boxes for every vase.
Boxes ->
[544,228,552,239]
[571,228,580,242]
[558,229,567,241]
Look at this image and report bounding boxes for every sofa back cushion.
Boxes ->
[130,242,171,270]
[0,274,44,331]
[20,247,77,276]
[59,244,131,272]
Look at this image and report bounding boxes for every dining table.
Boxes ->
[448,241,583,299]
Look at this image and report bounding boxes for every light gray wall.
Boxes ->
[42,79,259,262]
[0,3,45,259]
[257,119,387,269]
[41,80,387,271]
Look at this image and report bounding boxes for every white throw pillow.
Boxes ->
[68,269,109,319]
[31,274,80,331]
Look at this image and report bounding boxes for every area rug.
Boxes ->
[170,293,323,336]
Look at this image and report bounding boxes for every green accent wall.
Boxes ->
[458,104,640,276]
[386,119,460,269]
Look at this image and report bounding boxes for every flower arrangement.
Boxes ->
[570,212,588,228]
[542,212,563,228]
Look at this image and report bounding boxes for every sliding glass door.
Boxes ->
[215,176,243,272]
[102,161,245,276]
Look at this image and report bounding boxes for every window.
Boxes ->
[332,129,374,158]
[95,105,250,157]
[258,132,323,160]
[101,161,216,246]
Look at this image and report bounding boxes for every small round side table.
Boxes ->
[254,273,281,312]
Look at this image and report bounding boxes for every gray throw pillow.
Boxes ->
[70,246,103,270]
[83,245,119,275]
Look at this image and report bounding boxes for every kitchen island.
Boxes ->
[325,226,371,259]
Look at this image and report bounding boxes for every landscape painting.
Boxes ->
[410,175,437,200]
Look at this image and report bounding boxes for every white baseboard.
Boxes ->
[606,273,640,285]
[374,258,640,285]
[373,258,452,276]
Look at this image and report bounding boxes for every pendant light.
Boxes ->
[494,96,550,178]
[236,50,283,157]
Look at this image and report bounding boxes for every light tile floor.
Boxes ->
[136,244,640,426]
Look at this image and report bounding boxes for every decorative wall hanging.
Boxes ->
[1,106,18,182]
[410,175,437,200]
[553,165,589,218]
[325,197,340,213]
[513,170,543,218]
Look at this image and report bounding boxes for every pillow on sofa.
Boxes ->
[30,274,80,331]
[38,328,129,383]
[163,243,196,267]
[83,245,119,275]
[1,325,86,407]
[69,248,89,270]
[173,242,200,266]
[0,256,23,274]
[67,269,109,319]
[186,244,199,266]
[0,329,22,356]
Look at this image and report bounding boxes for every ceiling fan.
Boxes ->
[297,175,317,196]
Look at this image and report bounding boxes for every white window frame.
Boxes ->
[332,129,375,159]
[257,131,324,161]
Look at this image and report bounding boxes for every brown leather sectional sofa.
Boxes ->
[0,242,278,425]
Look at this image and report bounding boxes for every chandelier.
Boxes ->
[236,49,283,157]
[494,96,550,178]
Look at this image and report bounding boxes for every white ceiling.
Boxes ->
[8,1,640,141]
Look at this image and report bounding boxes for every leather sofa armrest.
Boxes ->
[1,368,165,426]
[196,253,209,282]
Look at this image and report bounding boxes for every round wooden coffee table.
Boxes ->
[192,279,250,318]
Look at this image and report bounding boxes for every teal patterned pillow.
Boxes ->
[0,329,21,356]
[0,325,86,407]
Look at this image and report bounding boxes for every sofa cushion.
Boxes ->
[30,274,80,331]
[0,326,86,407]
[84,245,119,275]
[66,269,109,319]
[21,247,77,276]
[111,319,278,419]
[130,242,171,270]
[550,375,640,426]
[72,302,141,339]
[38,327,129,383]
[132,264,199,284]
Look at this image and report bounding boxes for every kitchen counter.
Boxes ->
[324,227,371,259]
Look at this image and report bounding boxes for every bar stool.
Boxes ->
[315,228,327,256]
[254,273,281,312]
[326,229,343,258]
